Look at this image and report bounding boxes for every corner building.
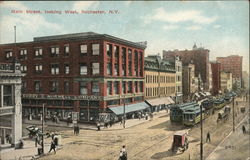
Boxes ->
[0,32,146,122]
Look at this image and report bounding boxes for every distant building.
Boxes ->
[242,71,249,90]
[208,63,213,92]
[216,55,243,87]
[0,62,23,148]
[210,61,221,95]
[0,32,147,122]
[163,44,210,90]
[220,71,233,93]
[182,63,197,101]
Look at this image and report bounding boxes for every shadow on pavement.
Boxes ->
[147,120,187,131]
[151,149,183,159]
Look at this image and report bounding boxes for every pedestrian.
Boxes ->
[119,145,127,160]
[77,125,80,135]
[97,121,101,131]
[35,136,38,147]
[206,132,211,143]
[73,126,77,135]
[49,139,56,154]
[242,125,246,134]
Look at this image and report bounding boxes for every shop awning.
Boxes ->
[145,97,175,107]
[108,102,150,115]
[199,92,206,97]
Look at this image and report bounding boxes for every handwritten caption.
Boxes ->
[11,10,120,15]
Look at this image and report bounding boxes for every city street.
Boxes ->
[34,98,248,160]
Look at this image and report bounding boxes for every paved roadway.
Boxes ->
[206,115,250,160]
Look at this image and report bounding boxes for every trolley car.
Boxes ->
[170,102,197,123]
[213,98,226,109]
[182,104,206,126]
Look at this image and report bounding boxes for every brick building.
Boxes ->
[0,32,147,122]
[220,71,233,93]
[216,55,243,87]
[210,61,221,95]
[163,44,210,90]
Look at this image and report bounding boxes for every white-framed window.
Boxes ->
[64,64,69,74]
[80,64,87,75]
[92,63,99,75]
[35,64,43,73]
[64,45,69,56]
[107,81,112,95]
[49,81,59,93]
[80,44,87,54]
[51,64,59,75]
[79,81,88,95]
[35,48,43,57]
[5,51,13,59]
[92,44,99,55]
[34,81,42,93]
[92,82,99,95]
[20,65,27,72]
[20,49,27,59]
[51,46,60,56]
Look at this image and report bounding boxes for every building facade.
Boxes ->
[210,61,221,95]
[182,63,197,101]
[0,62,23,148]
[163,44,210,90]
[144,55,176,99]
[216,55,243,87]
[220,71,233,93]
[0,32,147,122]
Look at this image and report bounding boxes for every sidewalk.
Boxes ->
[0,138,59,160]
[23,110,169,131]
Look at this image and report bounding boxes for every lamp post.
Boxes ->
[200,104,203,160]
[123,96,126,128]
[87,99,90,122]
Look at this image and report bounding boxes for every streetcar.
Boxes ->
[201,99,214,110]
[170,102,197,123]
[213,98,226,109]
[182,104,206,126]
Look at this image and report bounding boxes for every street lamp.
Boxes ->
[200,104,203,160]
[41,103,45,154]
[123,95,126,128]
[232,97,235,132]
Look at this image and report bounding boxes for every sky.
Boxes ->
[0,1,249,72]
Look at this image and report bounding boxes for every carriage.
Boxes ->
[171,130,189,153]
[217,106,230,123]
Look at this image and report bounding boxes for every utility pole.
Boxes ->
[42,103,45,154]
[87,99,90,122]
[200,104,203,160]
[123,97,126,128]
[233,97,235,132]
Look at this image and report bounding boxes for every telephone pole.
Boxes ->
[200,104,203,160]
[233,97,235,132]
[42,103,45,154]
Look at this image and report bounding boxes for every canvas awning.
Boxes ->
[108,102,150,115]
[199,92,206,97]
[145,97,175,107]
[205,92,211,96]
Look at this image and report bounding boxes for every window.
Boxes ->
[92,63,99,75]
[80,64,87,75]
[92,44,99,55]
[80,44,87,54]
[128,62,132,76]
[79,81,87,95]
[35,48,43,57]
[106,44,112,57]
[92,82,99,95]
[35,64,43,73]
[51,64,59,75]
[139,81,143,92]
[20,65,27,73]
[5,51,13,60]
[114,81,119,94]
[114,64,119,76]
[122,81,126,94]
[3,85,13,106]
[114,46,119,59]
[49,81,59,93]
[34,81,41,93]
[64,64,69,74]
[64,45,69,56]
[107,63,112,75]
[128,81,132,93]
[107,81,112,95]
[135,81,138,93]
[20,49,27,59]
[51,46,60,57]
[64,81,69,94]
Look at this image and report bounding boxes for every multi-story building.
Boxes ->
[0,32,147,122]
[208,63,213,92]
[216,55,243,87]
[210,61,221,95]
[0,62,23,148]
[144,55,175,110]
[182,63,197,101]
[242,71,249,90]
[220,71,233,93]
[163,44,210,90]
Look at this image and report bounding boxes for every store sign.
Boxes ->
[0,107,14,115]
[22,94,103,100]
